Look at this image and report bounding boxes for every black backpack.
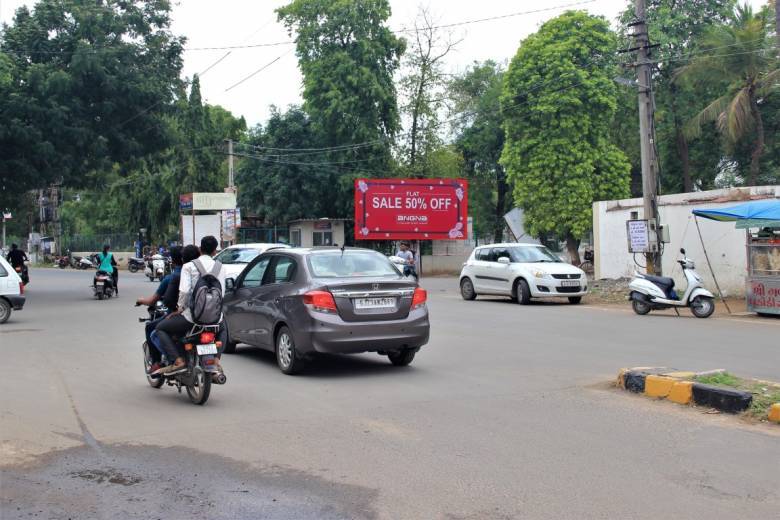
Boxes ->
[190,259,223,325]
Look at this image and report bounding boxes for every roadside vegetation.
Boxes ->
[694,372,780,420]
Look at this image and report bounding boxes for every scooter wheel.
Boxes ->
[691,296,715,318]
[631,299,651,315]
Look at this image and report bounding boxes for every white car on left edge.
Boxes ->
[214,243,292,279]
[459,243,588,305]
[0,255,25,324]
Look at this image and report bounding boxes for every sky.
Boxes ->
[0,0,768,127]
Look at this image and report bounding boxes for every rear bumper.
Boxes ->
[5,294,25,310]
[295,307,430,355]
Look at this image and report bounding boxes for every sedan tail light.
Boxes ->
[412,287,427,309]
[303,290,337,313]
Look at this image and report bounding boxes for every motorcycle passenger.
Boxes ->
[396,242,417,278]
[96,244,119,296]
[135,246,189,371]
[155,236,226,376]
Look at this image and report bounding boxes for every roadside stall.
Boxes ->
[692,200,780,316]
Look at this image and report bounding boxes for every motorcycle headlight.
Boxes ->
[533,269,550,279]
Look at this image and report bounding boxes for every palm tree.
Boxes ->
[676,4,780,186]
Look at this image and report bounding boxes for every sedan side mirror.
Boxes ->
[497,257,511,265]
[225,278,236,292]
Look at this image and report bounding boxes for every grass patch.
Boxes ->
[693,372,780,420]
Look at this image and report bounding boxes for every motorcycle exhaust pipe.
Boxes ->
[213,373,227,385]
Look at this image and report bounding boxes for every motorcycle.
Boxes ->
[628,248,716,318]
[144,254,166,282]
[92,270,115,300]
[138,302,226,405]
[389,255,418,280]
[127,256,145,273]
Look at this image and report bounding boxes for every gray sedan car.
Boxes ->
[222,247,430,374]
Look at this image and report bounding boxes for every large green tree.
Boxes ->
[501,11,630,262]
[676,3,779,186]
[0,0,185,209]
[449,60,508,243]
[277,0,405,178]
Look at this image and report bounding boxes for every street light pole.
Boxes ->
[633,0,662,275]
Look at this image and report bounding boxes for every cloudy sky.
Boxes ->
[1,0,767,127]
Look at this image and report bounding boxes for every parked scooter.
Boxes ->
[137,302,226,405]
[92,270,115,300]
[628,248,715,318]
[144,254,166,282]
[127,256,145,273]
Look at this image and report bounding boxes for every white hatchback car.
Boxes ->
[0,256,25,323]
[459,243,588,304]
[214,243,291,280]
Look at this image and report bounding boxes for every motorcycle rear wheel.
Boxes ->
[143,342,164,389]
[186,366,211,405]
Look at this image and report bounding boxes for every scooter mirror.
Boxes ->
[680,248,686,255]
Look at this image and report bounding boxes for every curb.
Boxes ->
[617,367,759,416]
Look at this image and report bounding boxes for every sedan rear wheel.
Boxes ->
[276,326,303,375]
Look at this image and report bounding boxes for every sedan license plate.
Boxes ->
[197,343,218,356]
[354,297,396,310]
[560,280,580,287]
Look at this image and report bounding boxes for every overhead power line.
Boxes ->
[223,49,293,92]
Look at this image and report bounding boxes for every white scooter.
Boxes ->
[144,254,166,282]
[628,248,715,318]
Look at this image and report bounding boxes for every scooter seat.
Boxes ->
[642,274,676,298]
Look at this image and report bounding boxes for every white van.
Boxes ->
[0,256,25,324]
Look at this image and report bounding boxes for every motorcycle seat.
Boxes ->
[643,274,675,296]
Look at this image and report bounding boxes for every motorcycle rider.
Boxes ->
[6,244,29,284]
[155,236,226,376]
[96,244,119,296]
[396,242,417,278]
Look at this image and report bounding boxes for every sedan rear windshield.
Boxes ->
[215,248,261,264]
[308,252,400,278]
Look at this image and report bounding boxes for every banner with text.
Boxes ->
[354,178,468,240]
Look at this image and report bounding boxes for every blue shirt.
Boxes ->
[155,266,182,297]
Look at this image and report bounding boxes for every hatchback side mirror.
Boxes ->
[225,278,236,292]
[497,257,511,265]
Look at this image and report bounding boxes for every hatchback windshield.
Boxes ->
[507,246,561,263]
[215,247,262,265]
[308,252,400,278]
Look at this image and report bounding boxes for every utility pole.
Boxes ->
[226,139,234,188]
[632,0,662,275]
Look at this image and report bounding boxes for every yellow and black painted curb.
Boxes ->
[617,367,780,422]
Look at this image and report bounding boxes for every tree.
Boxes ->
[277,0,404,175]
[618,0,737,193]
[398,7,459,178]
[500,11,630,262]
[676,3,779,186]
[449,60,508,242]
[0,0,185,205]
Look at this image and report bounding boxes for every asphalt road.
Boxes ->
[1,268,779,519]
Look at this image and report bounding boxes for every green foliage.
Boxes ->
[0,0,185,210]
[500,11,630,248]
[277,0,404,172]
[449,61,508,242]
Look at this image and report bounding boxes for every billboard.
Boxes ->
[354,178,468,240]
[179,192,237,211]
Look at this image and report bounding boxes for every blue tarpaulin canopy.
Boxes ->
[692,199,780,228]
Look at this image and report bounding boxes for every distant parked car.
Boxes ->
[222,247,430,374]
[214,243,291,280]
[459,243,588,304]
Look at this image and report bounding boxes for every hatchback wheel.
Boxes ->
[514,279,531,305]
[460,277,476,300]
[276,326,303,375]
[388,349,415,367]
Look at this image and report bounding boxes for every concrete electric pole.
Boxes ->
[226,139,234,188]
[632,0,662,275]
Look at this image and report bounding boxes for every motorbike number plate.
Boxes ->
[197,343,218,356]
[560,280,580,287]
[95,281,104,286]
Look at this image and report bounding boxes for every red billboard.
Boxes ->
[354,178,468,240]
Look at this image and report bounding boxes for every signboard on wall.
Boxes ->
[627,219,650,253]
[354,178,468,240]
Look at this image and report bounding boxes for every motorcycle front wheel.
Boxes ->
[186,366,211,405]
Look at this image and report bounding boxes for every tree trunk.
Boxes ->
[676,129,693,192]
[565,234,581,265]
[494,166,507,243]
[748,91,764,186]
